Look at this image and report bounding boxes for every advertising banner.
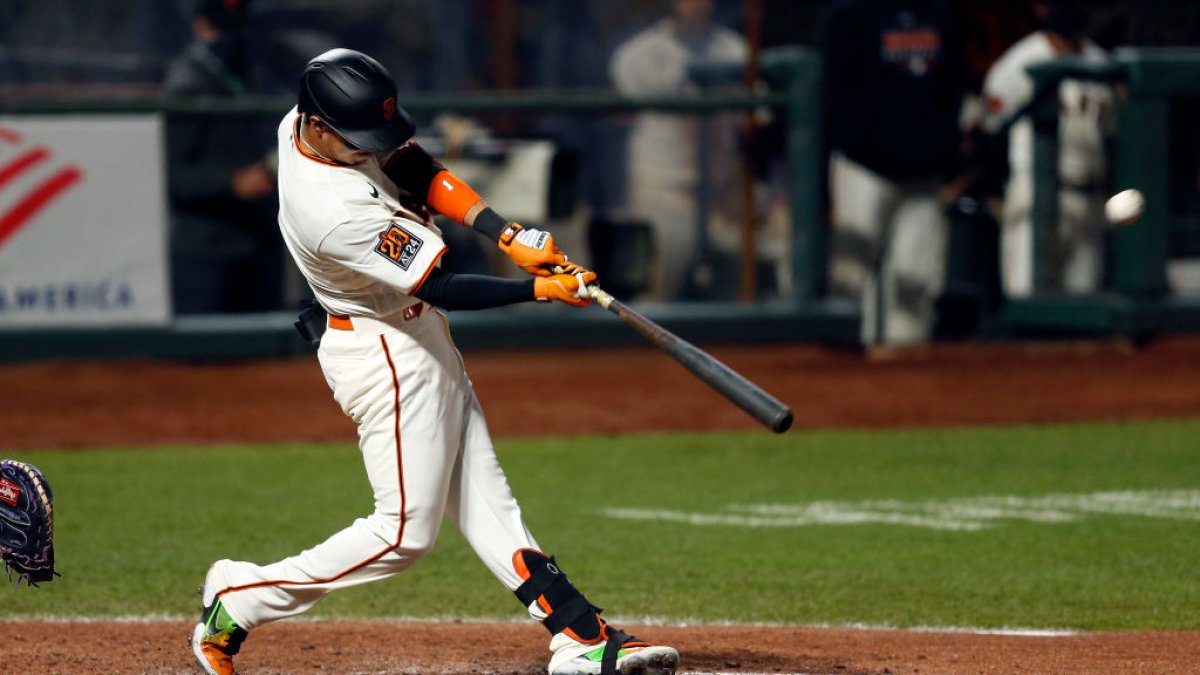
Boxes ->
[0,115,171,327]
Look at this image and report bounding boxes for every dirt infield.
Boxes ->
[2,336,1200,673]
[2,621,1198,674]
[5,336,1200,449]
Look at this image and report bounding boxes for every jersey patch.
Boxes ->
[375,222,424,271]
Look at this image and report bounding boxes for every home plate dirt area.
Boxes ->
[1,621,1196,673]
[3,337,1200,673]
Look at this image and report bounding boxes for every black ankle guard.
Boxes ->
[224,626,248,656]
[513,550,603,640]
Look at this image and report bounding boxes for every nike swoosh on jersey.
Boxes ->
[368,183,379,198]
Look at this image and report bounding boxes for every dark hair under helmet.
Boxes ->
[297,48,415,152]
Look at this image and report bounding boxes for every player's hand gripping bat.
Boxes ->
[555,266,793,433]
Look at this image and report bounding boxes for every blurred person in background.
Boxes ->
[821,0,970,347]
[1090,0,1200,295]
[164,0,283,314]
[980,0,1113,298]
[609,0,747,301]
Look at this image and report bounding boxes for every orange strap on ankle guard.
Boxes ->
[513,549,603,642]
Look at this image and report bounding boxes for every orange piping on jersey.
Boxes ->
[215,336,407,602]
[426,170,483,223]
[293,116,343,167]
[408,246,448,295]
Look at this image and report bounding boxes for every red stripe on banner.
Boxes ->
[0,148,50,190]
[0,126,22,144]
[0,167,84,249]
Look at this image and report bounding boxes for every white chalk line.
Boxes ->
[0,614,1079,636]
[604,489,1200,531]
[0,615,1080,674]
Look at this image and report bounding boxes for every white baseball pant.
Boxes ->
[828,153,948,346]
[1001,171,1105,297]
[206,306,539,629]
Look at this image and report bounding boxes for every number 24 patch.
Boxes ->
[375,222,424,270]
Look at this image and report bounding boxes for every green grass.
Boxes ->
[3,419,1198,630]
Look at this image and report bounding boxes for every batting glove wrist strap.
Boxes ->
[473,207,510,242]
[499,224,572,276]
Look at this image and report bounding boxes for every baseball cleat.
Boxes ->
[548,631,679,675]
[191,619,242,675]
[190,564,247,675]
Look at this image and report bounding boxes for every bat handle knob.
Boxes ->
[550,265,613,308]
[587,285,614,308]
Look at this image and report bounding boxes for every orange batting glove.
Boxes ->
[498,223,569,276]
[534,269,598,308]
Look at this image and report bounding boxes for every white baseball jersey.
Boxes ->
[610,20,747,299]
[982,32,1111,187]
[981,33,1112,296]
[275,107,446,319]
[203,107,542,632]
[610,20,746,187]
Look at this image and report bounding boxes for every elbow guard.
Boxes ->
[381,143,445,202]
[425,169,483,223]
[383,144,485,224]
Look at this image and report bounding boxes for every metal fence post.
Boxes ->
[772,48,821,305]
[1026,65,1062,294]
[1112,51,1175,299]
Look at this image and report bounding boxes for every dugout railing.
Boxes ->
[0,49,860,361]
[2,48,1199,361]
[1005,47,1200,338]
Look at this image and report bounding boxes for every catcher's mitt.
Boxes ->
[0,460,57,587]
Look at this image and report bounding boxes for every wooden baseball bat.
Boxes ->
[558,268,793,433]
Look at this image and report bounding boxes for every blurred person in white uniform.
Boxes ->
[981,0,1114,297]
[609,0,747,300]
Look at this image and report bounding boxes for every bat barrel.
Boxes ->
[665,338,794,433]
[604,294,794,433]
[567,269,793,433]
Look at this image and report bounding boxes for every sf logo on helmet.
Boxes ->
[382,97,397,122]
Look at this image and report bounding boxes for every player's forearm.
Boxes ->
[380,141,564,275]
[413,267,534,310]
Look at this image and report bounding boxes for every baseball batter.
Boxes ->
[190,48,679,675]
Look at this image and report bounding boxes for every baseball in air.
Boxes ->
[1105,189,1144,227]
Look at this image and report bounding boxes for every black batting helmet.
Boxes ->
[297,48,415,153]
